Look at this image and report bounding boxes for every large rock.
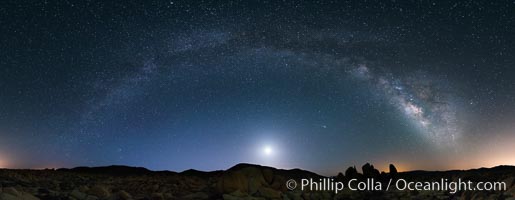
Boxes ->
[70,189,87,200]
[0,191,39,200]
[344,166,359,180]
[0,193,17,200]
[217,165,268,194]
[116,190,132,200]
[85,196,98,200]
[228,190,247,197]
[78,186,90,193]
[362,163,380,178]
[284,191,303,200]
[150,193,164,200]
[335,172,345,182]
[262,168,274,185]
[389,164,397,175]
[268,175,287,191]
[257,187,281,199]
[2,188,20,197]
[222,194,265,200]
[87,185,110,199]
[181,192,209,199]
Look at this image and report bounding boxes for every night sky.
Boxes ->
[1,0,515,174]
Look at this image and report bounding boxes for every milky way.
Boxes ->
[350,64,461,147]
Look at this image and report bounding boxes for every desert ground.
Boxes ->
[1,163,514,200]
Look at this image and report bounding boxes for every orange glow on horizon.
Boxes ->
[376,162,411,173]
[32,163,62,170]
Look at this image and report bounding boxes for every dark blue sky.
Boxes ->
[1,0,515,174]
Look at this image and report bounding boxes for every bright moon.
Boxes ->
[263,146,273,156]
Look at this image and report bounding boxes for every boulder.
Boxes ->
[78,186,90,193]
[0,192,40,200]
[0,193,18,200]
[335,172,345,182]
[36,188,51,195]
[217,165,268,194]
[262,168,274,185]
[151,184,159,191]
[222,194,265,200]
[269,175,288,191]
[87,185,110,199]
[85,196,98,200]
[228,190,247,197]
[163,193,174,199]
[362,163,380,178]
[116,190,132,200]
[285,191,303,200]
[389,164,398,176]
[70,189,87,200]
[257,187,281,199]
[181,192,209,200]
[2,187,20,197]
[344,166,359,179]
[150,193,164,200]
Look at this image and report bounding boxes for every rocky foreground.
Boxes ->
[1,163,515,200]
